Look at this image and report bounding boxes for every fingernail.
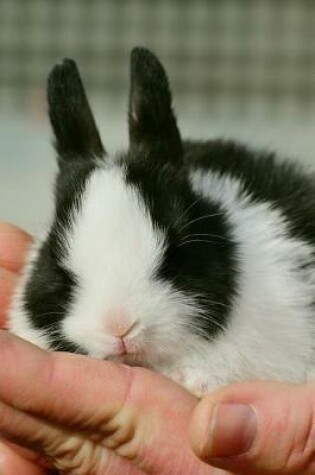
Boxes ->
[206,403,257,458]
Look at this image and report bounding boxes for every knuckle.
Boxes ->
[97,367,145,464]
[47,435,104,475]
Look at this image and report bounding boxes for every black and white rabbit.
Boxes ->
[9,47,315,395]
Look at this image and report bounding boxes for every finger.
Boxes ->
[0,222,33,273]
[0,440,48,475]
[0,331,131,429]
[190,381,315,475]
[0,332,213,474]
[0,268,18,328]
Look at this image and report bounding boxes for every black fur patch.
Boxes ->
[23,160,95,351]
[129,47,182,162]
[48,58,105,163]
[125,151,237,338]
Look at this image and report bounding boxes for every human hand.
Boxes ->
[0,330,224,475]
[190,380,315,474]
[0,223,219,475]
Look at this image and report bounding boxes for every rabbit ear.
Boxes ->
[128,48,182,161]
[48,59,105,164]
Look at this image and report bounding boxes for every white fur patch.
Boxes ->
[60,165,203,366]
[184,169,315,391]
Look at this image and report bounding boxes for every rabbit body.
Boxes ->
[9,49,315,395]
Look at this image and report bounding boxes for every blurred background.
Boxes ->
[0,0,314,234]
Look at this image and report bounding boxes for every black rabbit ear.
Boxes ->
[129,48,182,160]
[48,59,105,164]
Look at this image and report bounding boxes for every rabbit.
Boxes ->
[9,47,315,396]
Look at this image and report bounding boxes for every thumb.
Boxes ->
[189,381,315,475]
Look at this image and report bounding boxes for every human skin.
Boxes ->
[0,222,315,475]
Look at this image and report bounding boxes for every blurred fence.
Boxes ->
[0,0,314,118]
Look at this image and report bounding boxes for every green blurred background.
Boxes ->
[1,0,315,233]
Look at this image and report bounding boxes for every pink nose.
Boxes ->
[104,308,135,338]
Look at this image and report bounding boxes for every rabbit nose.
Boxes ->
[104,309,135,338]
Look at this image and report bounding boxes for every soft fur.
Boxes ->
[9,48,315,395]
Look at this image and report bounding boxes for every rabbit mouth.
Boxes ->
[107,351,149,368]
